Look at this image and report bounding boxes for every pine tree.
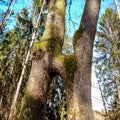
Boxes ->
[95,8,120,119]
[0,4,45,119]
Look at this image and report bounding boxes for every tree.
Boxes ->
[0,7,33,119]
[95,8,120,119]
[0,2,45,118]
[18,0,101,120]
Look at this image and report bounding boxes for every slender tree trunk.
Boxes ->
[114,0,120,19]
[18,0,66,119]
[67,0,101,120]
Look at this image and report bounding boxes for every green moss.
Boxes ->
[18,91,45,120]
[53,54,76,120]
[54,54,65,65]
[49,0,65,18]
[49,7,64,18]
[18,93,35,120]
[52,42,62,55]
[33,24,62,51]
[62,55,76,120]
[45,24,61,33]
[53,54,76,87]
[73,27,82,45]
[64,55,76,87]
[33,38,50,52]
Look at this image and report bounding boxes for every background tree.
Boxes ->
[0,0,46,119]
[94,8,120,119]
[0,0,14,34]
[0,7,33,119]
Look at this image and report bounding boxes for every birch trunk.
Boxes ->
[114,0,120,19]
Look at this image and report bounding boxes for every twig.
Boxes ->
[0,0,13,33]
[97,78,108,116]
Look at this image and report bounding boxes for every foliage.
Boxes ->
[0,0,47,119]
[46,75,66,120]
[0,0,14,34]
[62,34,73,55]
[94,8,120,119]
[0,6,37,119]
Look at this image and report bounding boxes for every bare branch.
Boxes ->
[0,0,13,33]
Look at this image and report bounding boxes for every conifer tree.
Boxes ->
[0,3,45,118]
[95,8,120,119]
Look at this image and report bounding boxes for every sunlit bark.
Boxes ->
[19,0,101,120]
[19,0,66,119]
[67,0,101,120]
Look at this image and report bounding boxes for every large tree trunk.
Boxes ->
[19,0,100,120]
[67,0,101,120]
[18,0,66,119]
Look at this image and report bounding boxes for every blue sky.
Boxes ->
[0,0,117,34]
[65,0,117,36]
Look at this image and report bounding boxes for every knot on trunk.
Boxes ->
[32,49,45,60]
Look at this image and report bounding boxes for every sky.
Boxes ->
[0,0,119,112]
[65,0,117,36]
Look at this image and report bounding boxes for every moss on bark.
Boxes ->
[19,0,66,120]
[52,53,76,120]
[18,92,45,120]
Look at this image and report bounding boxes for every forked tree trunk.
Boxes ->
[19,0,100,120]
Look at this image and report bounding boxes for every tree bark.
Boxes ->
[19,0,101,120]
[18,0,66,119]
[67,0,101,120]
